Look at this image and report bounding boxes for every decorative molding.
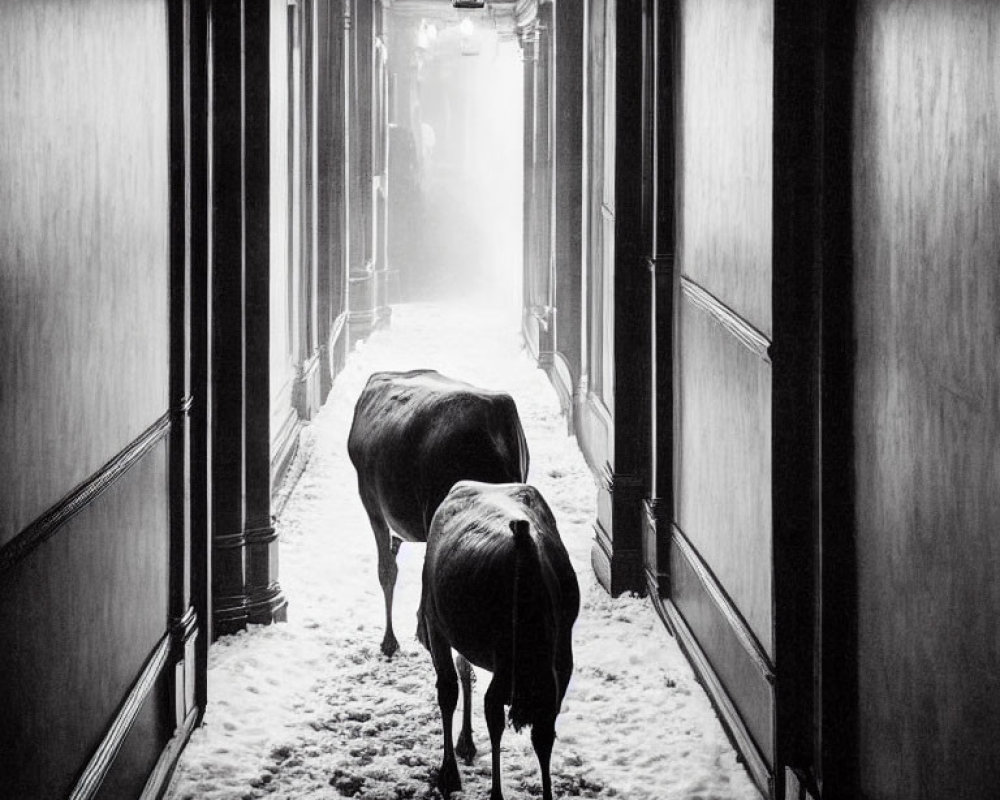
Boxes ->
[515,0,538,32]
[647,254,675,276]
[662,596,773,797]
[245,524,278,545]
[246,582,288,624]
[0,406,183,576]
[521,309,540,360]
[591,521,644,598]
[294,351,322,420]
[680,276,771,361]
[269,404,301,490]
[671,524,775,685]
[641,499,668,597]
[539,349,574,428]
[530,304,553,332]
[138,706,199,800]
[69,635,172,800]
[213,531,246,550]
[272,414,316,521]
[646,573,675,636]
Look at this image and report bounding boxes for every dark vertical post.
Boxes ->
[244,0,286,627]
[818,2,857,797]
[187,0,211,706]
[772,0,820,788]
[593,0,650,597]
[642,0,676,599]
[773,1,856,797]
[167,0,200,731]
[209,0,249,637]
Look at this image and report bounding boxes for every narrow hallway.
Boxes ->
[166,303,761,800]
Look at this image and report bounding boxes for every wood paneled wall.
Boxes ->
[679,0,772,336]
[676,0,773,655]
[0,1,180,796]
[853,2,1000,797]
[0,0,170,545]
[1,450,170,798]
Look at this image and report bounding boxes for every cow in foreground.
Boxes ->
[347,369,530,657]
[419,480,580,800]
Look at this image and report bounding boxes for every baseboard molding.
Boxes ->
[671,525,775,686]
[328,311,349,381]
[522,309,540,360]
[573,388,612,480]
[139,707,199,800]
[539,350,574,429]
[663,597,773,797]
[69,635,172,800]
[1,408,176,576]
[668,524,775,793]
[270,405,301,493]
[590,526,644,597]
[294,352,322,421]
[271,417,316,521]
[641,499,669,597]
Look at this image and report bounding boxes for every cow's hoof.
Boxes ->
[455,732,476,764]
[437,759,461,797]
[381,635,399,659]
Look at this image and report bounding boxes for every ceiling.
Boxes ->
[387,0,521,36]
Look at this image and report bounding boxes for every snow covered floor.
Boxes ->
[165,302,762,800]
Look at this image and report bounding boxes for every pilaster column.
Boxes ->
[244,0,286,626]
[209,0,249,636]
[590,0,650,598]
[210,0,285,636]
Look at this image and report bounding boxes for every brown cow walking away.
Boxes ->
[347,369,529,657]
[419,480,580,800]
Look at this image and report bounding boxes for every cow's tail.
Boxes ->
[507,519,546,732]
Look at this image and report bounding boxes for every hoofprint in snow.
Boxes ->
[165,302,762,800]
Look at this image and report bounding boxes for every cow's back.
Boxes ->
[348,371,529,542]
[422,481,579,671]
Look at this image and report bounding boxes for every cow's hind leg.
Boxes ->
[364,499,400,658]
[531,715,557,800]
[427,627,462,797]
[454,654,477,763]
[484,675,508,800]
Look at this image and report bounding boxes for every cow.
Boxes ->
[419,480,580,800]
[347,369,530,658]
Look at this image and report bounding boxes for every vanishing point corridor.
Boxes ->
[165,303,761,800]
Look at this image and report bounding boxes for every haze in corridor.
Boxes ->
[389,26,523,316]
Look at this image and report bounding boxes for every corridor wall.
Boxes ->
[671,0,775,777]
[852,2,1000,797]
[0,1,202,797]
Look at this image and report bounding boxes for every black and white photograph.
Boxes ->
[2,1,998,799]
